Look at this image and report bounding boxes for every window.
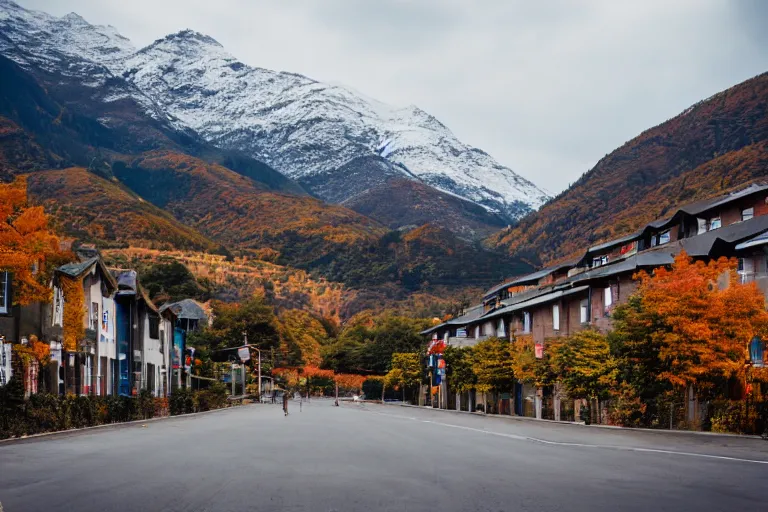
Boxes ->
[696,218,707,235]
[149,316,160,340]
[742,207,754,221]
[552,305,560,331]
[580,300,589,324]
[91,302,99,331]
[738,258,755,284]
[658,230,671,245]
[0,271,8,315]
[604,287,613,309]
[650,236,658,248]
[474,325,481,338]
[709,217,721,230]
[523,311,531,334]
[497,319,506,337]
[592,255,608,267]
[750,336,765,368]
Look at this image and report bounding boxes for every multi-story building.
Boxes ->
[423,183,768,419]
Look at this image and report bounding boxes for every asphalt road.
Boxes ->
[1,399,767,512]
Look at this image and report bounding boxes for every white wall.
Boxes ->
[143,314,165,396]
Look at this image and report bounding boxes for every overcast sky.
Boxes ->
[18,0,768,193]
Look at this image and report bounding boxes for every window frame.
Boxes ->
[148,315,160,340]
[604,287,613,308]
[0,271,9,315]
[552,304,560,331]
[709,217,722,230]
[742,207,754,221]
[580,299,589,324]
[658,230,671,245]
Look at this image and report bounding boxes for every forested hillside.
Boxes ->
[490,72,768,265]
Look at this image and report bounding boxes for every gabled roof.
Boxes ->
[481,285,590,322]
[57,256,117,291]
[582,183,768,259]
[420,304,484,335]
[111,269,137,295]
[678,183,768,217]
[482,260,577,299]
[679,214,768,256]
[159,298,207,321]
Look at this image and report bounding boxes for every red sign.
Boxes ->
[535,342,544,359]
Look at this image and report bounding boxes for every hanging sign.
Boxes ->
[238,347,250,362]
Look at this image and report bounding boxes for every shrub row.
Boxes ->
[0,378,232,439]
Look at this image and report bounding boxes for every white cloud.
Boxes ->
[17,0,768,193]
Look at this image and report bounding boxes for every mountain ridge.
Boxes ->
[490,71,768,265]
[0,1,548,222]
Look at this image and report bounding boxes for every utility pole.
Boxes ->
[242,332,261,400]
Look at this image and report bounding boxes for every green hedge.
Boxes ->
[1,377,233,439]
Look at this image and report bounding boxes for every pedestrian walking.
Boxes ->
[282,391,289,416]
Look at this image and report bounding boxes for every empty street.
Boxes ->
[1,400,766,512]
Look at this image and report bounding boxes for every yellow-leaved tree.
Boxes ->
[0,176,68,306]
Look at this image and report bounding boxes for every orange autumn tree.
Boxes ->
[635,251,768,396]
[0,176,68,306]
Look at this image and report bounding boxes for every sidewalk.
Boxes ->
[375,401,765,440]
[0,402,254,446]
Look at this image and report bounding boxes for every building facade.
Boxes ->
[423,184,768,420]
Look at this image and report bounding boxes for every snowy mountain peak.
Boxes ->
[147,29,223,51]
[0,2,550,220]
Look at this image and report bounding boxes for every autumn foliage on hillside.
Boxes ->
[490,72,768,265]
[0,176,70,305]
[26,168,218,252]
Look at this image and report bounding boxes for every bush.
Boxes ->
[170,388,195,415]
[0,383,238,438]
[362,378,383,400]
[708,400,759,434]
[137,389,155,419]
[195,383,228,412]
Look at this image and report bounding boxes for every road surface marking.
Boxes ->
[363,407,768,465]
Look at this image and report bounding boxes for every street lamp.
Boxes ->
[242,332,262,401]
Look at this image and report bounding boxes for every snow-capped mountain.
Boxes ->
[0,0,549,220]
[117,31,549,218]
[0,0,188,135]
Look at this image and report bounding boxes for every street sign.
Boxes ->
[238,347,250,362]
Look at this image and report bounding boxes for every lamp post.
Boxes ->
[242,332,261,400]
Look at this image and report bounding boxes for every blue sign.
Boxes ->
[750,336,764,368]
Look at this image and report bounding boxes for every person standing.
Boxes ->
[282,391,289,416]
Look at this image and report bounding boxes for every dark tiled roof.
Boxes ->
[57,257,117,291]
[159,298,207,320]
[111,269,137,294]
[583,183,768,258]
[678,183,768,217]
[679,214,768,256]
[57,257,99,278]
[420,304,484,335]
[482,260,577,299]
[481,285,590,321]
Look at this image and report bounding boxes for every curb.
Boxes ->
[0,402,254,446]
[376,402,764,441]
